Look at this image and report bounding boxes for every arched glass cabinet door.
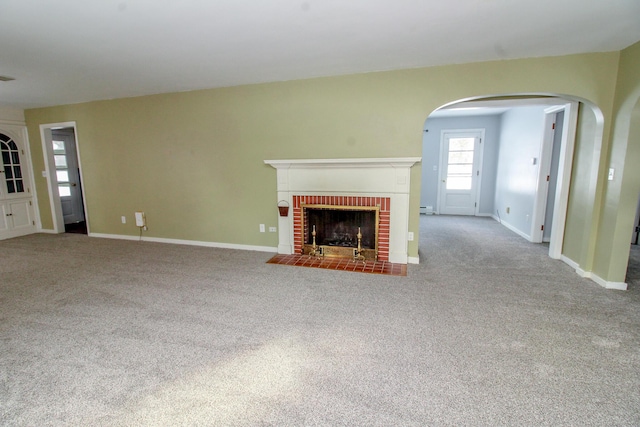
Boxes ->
[0,133,25,195]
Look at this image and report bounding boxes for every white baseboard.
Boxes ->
[492,217,532,241]
[560,255,581,272]
[589,273,628,290]
[89,232,278,253]
[560,255,628,290]
[37,228,58,234]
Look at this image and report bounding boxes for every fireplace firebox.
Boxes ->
[302,203,379,261]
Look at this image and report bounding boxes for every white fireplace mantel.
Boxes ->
[265,157,421,264]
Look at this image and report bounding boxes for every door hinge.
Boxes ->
[21,149,25,154]
[546,175,550,182]
[32,220,35,225]
[636,226,640,233]
[552,123,556,130]
[541,225,544,231]
[477,170,480,176]
[29,201,32,206]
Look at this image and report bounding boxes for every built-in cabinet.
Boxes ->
[0,128,36,240]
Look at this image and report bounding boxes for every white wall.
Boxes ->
[421,115,501,215]
[493,106,547,238]
[0,107,25,123]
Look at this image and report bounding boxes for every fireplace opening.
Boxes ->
[302,204,379,260]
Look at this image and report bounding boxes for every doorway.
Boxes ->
[542,110,564,242]
[437,130,483,215]
[51,128,86,233]
[421,96,579,261]
[40,122,88,234]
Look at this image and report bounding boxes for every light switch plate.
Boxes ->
[135,211,145,227]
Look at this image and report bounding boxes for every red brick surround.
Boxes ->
[292,195,390,262]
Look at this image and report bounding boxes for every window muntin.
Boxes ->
[1,133,24,194]
[446,137,475,190]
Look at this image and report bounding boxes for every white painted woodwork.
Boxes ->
[0,122,37,240]
[265,158,421,264]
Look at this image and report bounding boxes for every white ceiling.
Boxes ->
[1,0,639,110]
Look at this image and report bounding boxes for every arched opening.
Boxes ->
[419,94,602,266]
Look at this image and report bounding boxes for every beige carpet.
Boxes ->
[1,215,639,426]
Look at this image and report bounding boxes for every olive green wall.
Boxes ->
[25,52,621,261]
[562,104,599,265]
[592,41,640,282]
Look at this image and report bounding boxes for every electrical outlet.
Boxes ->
[259,224,265,233]
[408,232,414,241]
[269,226,277,232]
[121,216,126,224]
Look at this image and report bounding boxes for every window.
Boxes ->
[1,133,24,194]
[52,139,71,197]
[446,137,475,190]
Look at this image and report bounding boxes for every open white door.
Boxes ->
[51,129,84,225]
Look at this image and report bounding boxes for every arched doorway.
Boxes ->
[419,94,599,263]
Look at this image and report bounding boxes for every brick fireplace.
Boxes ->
[294,195,390,261]
[264,158,421,264]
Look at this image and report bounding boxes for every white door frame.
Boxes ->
[39,122,89,234]
[530,102,578,258]
[436,128,485,215]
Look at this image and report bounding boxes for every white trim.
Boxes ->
[0,123,39,237]
[531,111,555,242]
[40,126,62,233]
[548,102,578,259]
[531,103,578,249]
[560,254,581,271]
[559,255,628,290]
[38,229,58,234]
[265,157,420,265]
[264,158,421,168]
[494,216,532,241]
[589,273,628,291]
[89,232,278,253]
[407,256,420,264]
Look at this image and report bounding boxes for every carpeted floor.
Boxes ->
[626,244,640,290]
[1,215,639,426]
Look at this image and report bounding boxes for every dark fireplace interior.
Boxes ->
[305,207,376,249]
